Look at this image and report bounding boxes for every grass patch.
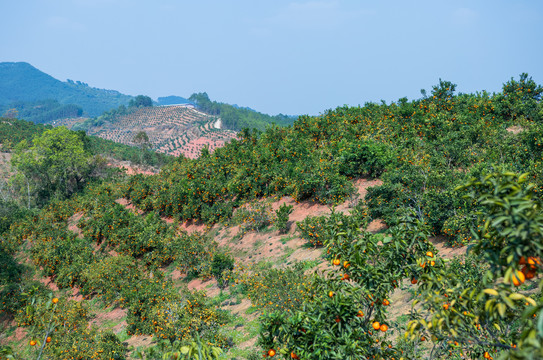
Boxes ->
[280,235,295,244]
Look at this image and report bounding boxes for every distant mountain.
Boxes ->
[157,95,194,106]
[0,62,132,117]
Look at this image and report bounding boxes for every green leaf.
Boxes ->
[497,303,506,317]
[508,293,524,301]
[483,289,499,296]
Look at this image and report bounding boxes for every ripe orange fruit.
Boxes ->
[268,349,276,357]
[30,340,37,346]
[46,336,51,343]
[380,324,388,332]
[52,298,59,304]
[333,259,341,266]
[512,271,525,286]
[357,310,364,317]
[372,321,380,330]
[528,256,541,269]
[426,251,434,258]
[343,261,350,268]
[411,278,418,284]
[383,299,390,306]
[524,268,536,279]
[519,256,526,265]
[443,303,450,310]
[328,291,334,298]
[484,351,490,359]
[335,316,341,323]
[291,352,299,359]
[342,274,350,280]
[430,260,435,266]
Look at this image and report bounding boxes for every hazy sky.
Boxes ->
[1,0,542,115]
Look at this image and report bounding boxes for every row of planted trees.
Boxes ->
[1,180,235,359]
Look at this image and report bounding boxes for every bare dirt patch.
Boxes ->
[429,236,467,260]
[115,198,144,215]
[187,278,221,297]
[90,307,128,329]
[1,325,27,346]
[68,286,84,302]
[106,158,158,176]
[506,125,524,134]
[67,211,85,239]
[125,335,154,351]
[35,275,59,292]
[367,219,387,233]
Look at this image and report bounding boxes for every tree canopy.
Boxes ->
[11,126,95,205]
[129,95,153,108]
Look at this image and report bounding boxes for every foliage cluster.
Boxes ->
[296,205,370,247]
[188,92,295,131]
[233,262,317,315]
[2,99,82,125]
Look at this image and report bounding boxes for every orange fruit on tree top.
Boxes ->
[328,291,334,298]
[426,251,434,258]
[411,278,418,284]
[372,321,380,330]
[333,259,341,266]
[30,340,37,346]
[343,261,350,268]
[268,349,276,357]
[383,299,390,306]
[46,336,51,343]
[291,352,299,359]
[52,298,59,304]
[380,324,388,332]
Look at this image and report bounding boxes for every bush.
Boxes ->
[211,253,235,289]
[233,262,316,314]
[297,207,369,247]
[274,203,293,234]
[230,200,274,236]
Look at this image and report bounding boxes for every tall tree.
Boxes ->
[133,131,151,164]
[129,95,153,108]
[11,126,94,205]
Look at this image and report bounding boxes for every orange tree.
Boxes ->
[233,262,317,315]
[13,291,125,360]
[406,172,543,359]
[258,210,436,359]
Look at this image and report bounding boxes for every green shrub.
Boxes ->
[274,203,293,234]
[211,253,235,289]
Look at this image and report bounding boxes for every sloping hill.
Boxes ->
[0,62,132,117]
[82,105,237,159]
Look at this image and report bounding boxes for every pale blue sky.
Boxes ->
[1,0,542,115]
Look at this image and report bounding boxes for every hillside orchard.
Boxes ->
[0,74,542,359]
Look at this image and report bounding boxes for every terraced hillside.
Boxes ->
[83,105,237,159]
